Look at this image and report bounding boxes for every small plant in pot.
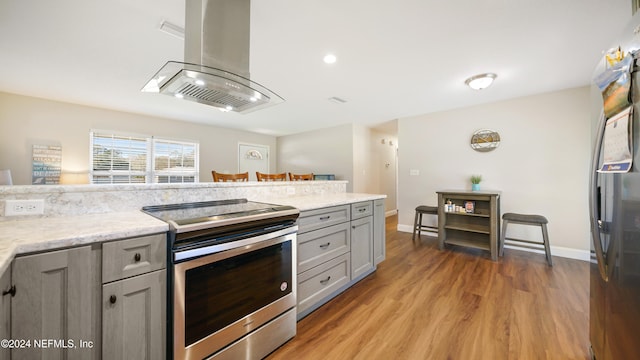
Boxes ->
[471,175,482,191]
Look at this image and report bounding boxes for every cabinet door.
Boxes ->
[0,268,11,360]
[351,216,374,280]
[373,199,386,265]
[102,269,166,360]
[11,245,99,360]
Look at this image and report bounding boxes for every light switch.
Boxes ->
[410,169,420,176]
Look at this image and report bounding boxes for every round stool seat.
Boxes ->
[416,205,438,214]
[502,213,548,224]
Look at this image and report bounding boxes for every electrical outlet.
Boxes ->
[4,199,45,216]
[286,187,296,195]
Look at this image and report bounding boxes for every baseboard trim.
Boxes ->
[385,209,398,217]
[397,224,590,262]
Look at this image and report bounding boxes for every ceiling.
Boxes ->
[0,0,632,136]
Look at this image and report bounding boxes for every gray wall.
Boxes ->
[277,124,355,191]
[0,92,277,185]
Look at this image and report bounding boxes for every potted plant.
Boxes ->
[471,175,482,191]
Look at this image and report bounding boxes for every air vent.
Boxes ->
[328,97,347,104]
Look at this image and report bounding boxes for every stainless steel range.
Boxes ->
[142,199,299,360]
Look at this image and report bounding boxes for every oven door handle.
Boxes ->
[174,225,298,262]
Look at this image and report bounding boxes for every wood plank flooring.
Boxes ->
[267,215,590,360]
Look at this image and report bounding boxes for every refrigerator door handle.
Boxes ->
[589,111,608,282]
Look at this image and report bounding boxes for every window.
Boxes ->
[90,131,199,184]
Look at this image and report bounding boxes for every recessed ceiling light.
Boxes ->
[465,73,497,90]
[174,93,184,99]
[323,54,337,64]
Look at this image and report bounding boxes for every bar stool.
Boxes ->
[412,205,438,241]
[499,213,552,266]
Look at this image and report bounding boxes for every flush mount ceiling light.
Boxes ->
[323,54,337,64]
[465,73,497,90]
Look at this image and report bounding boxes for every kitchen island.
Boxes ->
[0,182,386,359]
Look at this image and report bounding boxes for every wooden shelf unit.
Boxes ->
[437,190,501,261]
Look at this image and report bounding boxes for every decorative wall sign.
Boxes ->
[32,144,62,184]
[470,129,501,152]
[245,149,263,160]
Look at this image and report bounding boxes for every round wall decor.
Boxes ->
[470,129,500,152]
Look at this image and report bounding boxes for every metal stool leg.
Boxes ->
[499,219,508,257]
[541,223,552,266]
[412,211,419,241]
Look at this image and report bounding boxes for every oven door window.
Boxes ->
[184,241,292,347]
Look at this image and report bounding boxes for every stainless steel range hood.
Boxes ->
[142,0,284,114]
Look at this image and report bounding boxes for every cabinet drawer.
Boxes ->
[351,201,373,220]
[297,253,350,314]
[298,205,350,233]
[298,222,350,273]
[102,233,166,283]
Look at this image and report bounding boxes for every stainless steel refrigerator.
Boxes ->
[590,11,640,360]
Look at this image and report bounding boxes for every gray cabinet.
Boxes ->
[373,199,386,265]
[437,190,501,261]
[102,269,165,360]
[3,233,165,360]
[101,233,166,360]
[350,215,373,280]
[0,267,11,360]
[296,205,351,318]
[296,200,383,319]
[11,244,101,360]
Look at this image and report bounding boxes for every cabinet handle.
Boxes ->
[319,242,331,249]
[134,253,141,262]
[109,295,117,304]
[358,208,366,212]
[319,216,331,221]
[319,276,331,285]
[2,285,16,297]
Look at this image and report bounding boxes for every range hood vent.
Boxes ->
[142,0,283,114]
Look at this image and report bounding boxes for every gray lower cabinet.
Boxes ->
[1,267,11,360]
[11,244,101,360]
[102,269,165,360]
[101,233,166,360]
[296,205,351,318]
[373,199,386,265]
[350,214,374,280]
[4,233,165,360]
[297,200,383,320]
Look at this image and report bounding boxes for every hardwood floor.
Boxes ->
[267,215,590,360]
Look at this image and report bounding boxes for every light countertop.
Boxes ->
[0,193,385,276]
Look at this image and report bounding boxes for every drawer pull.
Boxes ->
[319,242,331,249]
[358,208,366,212]
[109,295,117,304]
[319,216,331,221]
[134,253,141,262]
[2,285,16,297]
[319,276,331,285]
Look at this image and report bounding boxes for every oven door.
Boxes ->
[173,226,297,360]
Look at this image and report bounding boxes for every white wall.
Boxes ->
[277,124,355,191]
[371,128,398,213]
[0,92,277,185]
[277,123,399,212]
[398,86,592,259]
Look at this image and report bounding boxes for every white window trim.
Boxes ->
[90,130,199,184]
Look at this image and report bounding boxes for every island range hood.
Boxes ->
[142,0,284,114]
